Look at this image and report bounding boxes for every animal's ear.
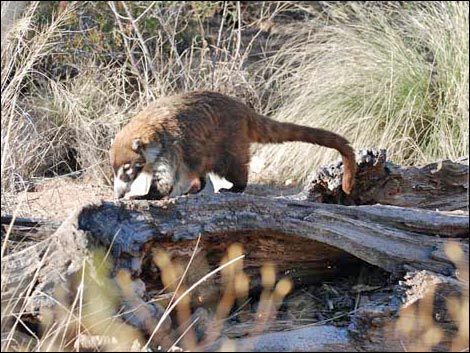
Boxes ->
[132,138,143,152]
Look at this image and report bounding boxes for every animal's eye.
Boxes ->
[123,163,131,171]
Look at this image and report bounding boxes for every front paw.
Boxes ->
[153,173,173,197]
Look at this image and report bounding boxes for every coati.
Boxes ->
[110,91,356,199]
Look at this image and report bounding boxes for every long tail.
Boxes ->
[248,114,357,194]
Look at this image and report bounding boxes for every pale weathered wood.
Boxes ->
[2,153,468,351]
[2,194,467,317]
[1,215,62,245]
[1,215,62,229]
[201,325,355,352]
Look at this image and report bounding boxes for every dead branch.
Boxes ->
[306,150,469,211]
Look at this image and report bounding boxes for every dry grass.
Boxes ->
[253,1,469,183]
[1,240,293,351]
[1,2,468,350]
[1,2,468,191]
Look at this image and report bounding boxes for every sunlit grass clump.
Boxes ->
[254,1,469,183]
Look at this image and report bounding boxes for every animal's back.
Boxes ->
[139,91,254,176]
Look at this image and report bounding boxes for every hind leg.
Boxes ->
[184,176,206,195]
[219,161,248,193]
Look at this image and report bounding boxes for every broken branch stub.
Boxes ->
[306,149,469,211]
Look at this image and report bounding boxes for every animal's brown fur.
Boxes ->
[110,91,356,198]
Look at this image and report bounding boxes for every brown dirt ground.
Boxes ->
[1,177,302,220]
[1,178,113,220]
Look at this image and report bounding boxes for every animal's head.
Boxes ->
[109,132,162,199]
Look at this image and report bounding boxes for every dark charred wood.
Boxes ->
[1,215,62,229]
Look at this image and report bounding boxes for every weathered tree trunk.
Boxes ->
[2,194,468,349]
[348,270,469,352]
[1,153,468,351]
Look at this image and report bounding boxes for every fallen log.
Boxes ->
[1,154,468,351]
[2,194,468,347]
[5,194,463,298]
[81,194,467,275]
[2,151,467,240]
